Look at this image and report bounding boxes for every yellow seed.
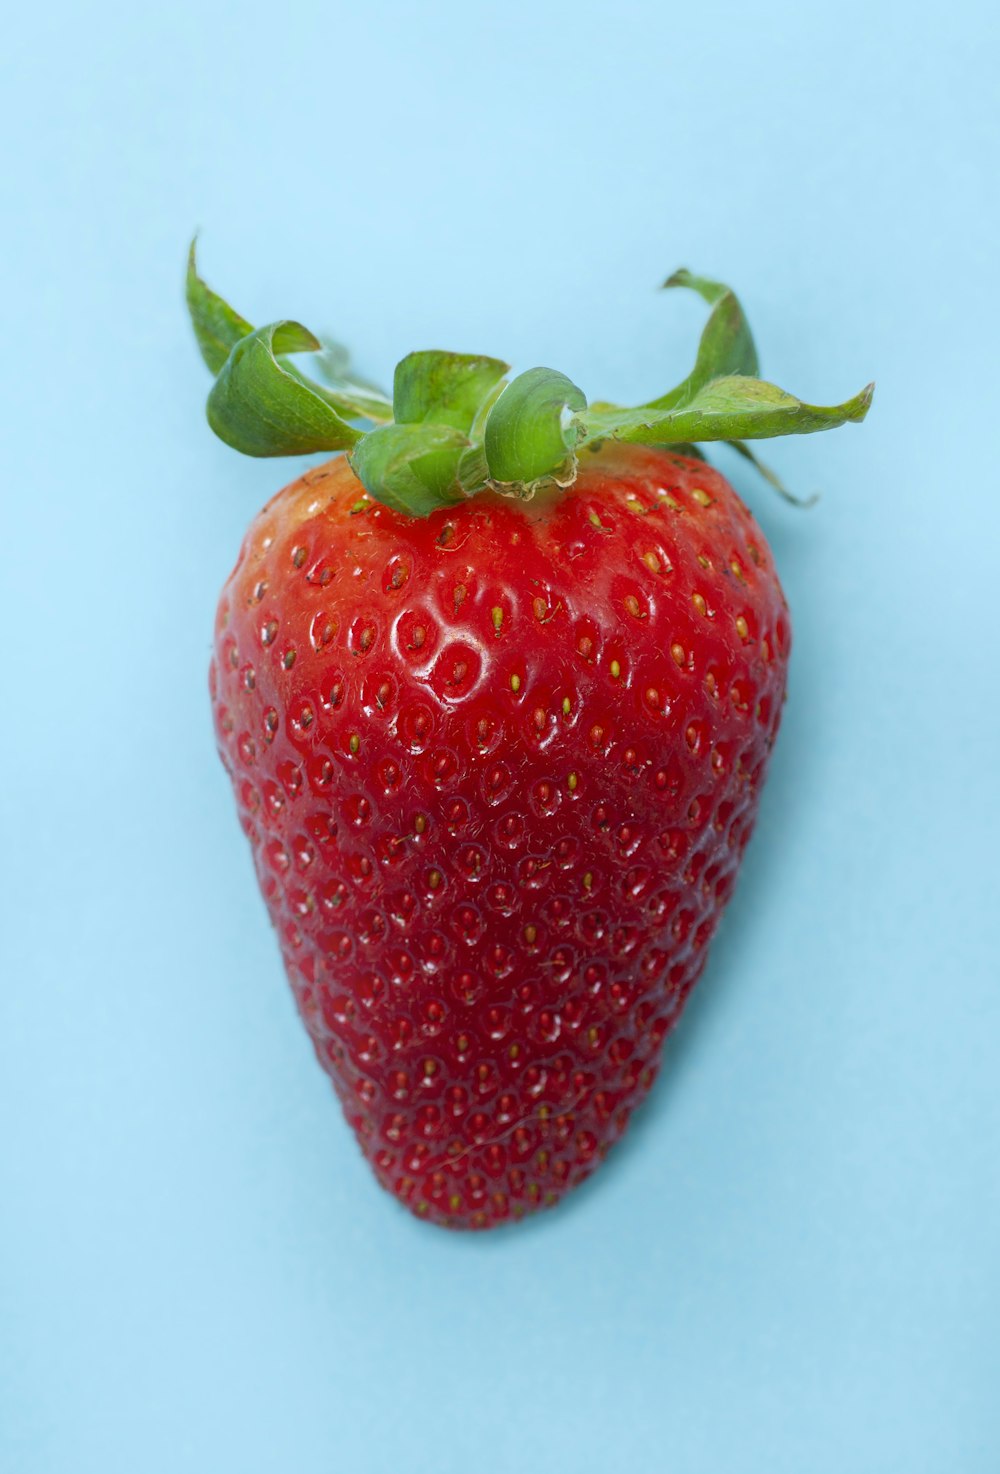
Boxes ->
[423,1059,437,1076]
[524,924,537,944]
[568,772,578,791]
[562,696,571,715]
[692,487,713,507]
[671,642,686,667]
[349,733,360,754]
[428,869,442,890]
[663,492,680,510]
[736,616,750,640]
[509,1043,520,1060]
[510,673,521,693]
[624,594,642,618]
[583,871,593,891]
[642,551,662,575]
[692,592,707,616]
[610,659,621,679]
[698,554,710,570]
[414,813,427,834]
[491,606,504,633]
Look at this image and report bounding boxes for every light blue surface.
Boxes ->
[2,2,998,1469]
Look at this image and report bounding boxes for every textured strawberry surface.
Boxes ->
[211,443,790,1228]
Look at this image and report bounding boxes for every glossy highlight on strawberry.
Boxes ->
[190,245,870,1227]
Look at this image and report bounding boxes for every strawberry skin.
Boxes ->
[210,441,790,1229]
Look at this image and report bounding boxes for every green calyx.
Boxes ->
[186,242,873,517]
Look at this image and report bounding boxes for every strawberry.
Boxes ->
[188,245,872,1228]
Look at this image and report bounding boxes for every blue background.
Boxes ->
[2,1,998,1469]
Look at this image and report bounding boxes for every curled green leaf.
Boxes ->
[394,351,510,434]
[186,238,254,375]
[484,368,587,488]
[207,321,361,457]
[646,269,759,412]
[349,422,469,517]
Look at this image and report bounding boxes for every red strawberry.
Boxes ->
[189,246,872,1228]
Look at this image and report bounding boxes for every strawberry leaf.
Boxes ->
[484,368,587,488]
[186,238,253,376]
[646,269,759,411]
[583,375,874,447]
[349,422,469,517]
[207,322,361,457]
[394,351,510,434]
